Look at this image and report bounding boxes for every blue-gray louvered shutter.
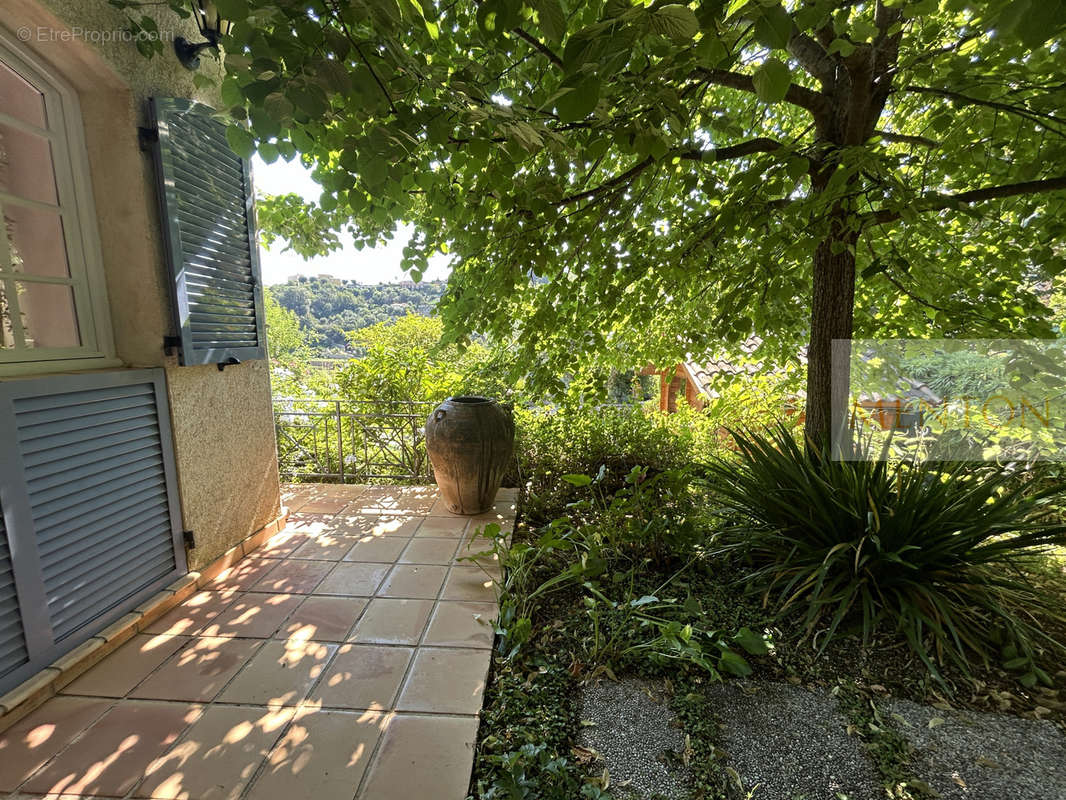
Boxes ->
[0,370,186,694]
[0,504,29,681]
[149,97,266,366]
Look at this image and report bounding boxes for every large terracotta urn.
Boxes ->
[425,396,515,515]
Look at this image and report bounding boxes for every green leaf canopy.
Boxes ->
[214,0,1066,400]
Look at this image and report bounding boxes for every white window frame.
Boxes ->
[0,29,117,376]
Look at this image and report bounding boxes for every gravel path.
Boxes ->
[886,697,1066,800]
[704,681,881,800]
[577,677,690,799]
[577,677,1066,800]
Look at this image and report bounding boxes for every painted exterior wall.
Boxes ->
[4,0,281,570]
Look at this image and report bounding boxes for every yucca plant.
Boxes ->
[704,425,1066,684]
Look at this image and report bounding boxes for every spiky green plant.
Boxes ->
[704,425,1066,684]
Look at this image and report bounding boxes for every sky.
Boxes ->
[251,155,452,286]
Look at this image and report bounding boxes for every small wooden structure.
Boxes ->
[642,358,759,413]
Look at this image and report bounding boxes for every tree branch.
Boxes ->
[555,156,655,206]
[555,138,787,206]
[787,31,836,87]
[679,137,785,161]
[695,67,829,116]
[511,28,564,70]
[862,175,1066,226]
[324,1,398,115]
[903,85,1066,133]
[875,129,939,147]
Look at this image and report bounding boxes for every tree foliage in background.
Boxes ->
[119,0,1066,444]
[265,288,313,373]
[271,276,445,351]
[336,313,516,403]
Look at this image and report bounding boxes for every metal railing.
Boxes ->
[273,398,437,484]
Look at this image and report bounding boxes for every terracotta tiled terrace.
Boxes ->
[0,483,515,800]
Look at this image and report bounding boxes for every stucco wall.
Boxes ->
[4,1,281,570]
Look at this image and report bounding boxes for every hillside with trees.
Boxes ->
[269,276,445,353]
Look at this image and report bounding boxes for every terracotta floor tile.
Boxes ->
[130,637,263,702]
[423,602,497,649]
[341,536,408,563]
[218,640,337,707]
[376,564,448,599]
[317,484,369,500]
[277,596,368,644]
[252,559,333,594]
[61,634,189,698]
[495,487,520,503]
[247,532,304,559]
[21,700,201,797]
[344,488,437,515]
[396,648,489,714]
[245,708,386,800]
[283,493,312,513]
[441,565,498,602]
[467,497,518,521]
[427,495,456,516]
[135,705,294,800]
[0,696,112,791]
[289,534,359,561]
[358,714,478,800]
[314,562,390,596]
[414,516,469,538]
[283,516,332,536]
[330,513,421,538]
[348,599,433,646]
[454,536,503,567]
[209,558,279,592]
[464,514,512,540]
[142,591,235,637]
[298,497,349,514]
[200,593,303,638]
[398,537,460,565]
[312,645,413,710]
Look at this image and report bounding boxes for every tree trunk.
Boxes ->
[803,224,857,451]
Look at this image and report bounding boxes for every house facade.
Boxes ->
[1,1,281,699]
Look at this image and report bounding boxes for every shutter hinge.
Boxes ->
[183,530,196,549]
[217,356,241,371]
[163,335,182,356]
[138,126,159,151]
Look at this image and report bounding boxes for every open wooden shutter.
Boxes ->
[149,97,266,366]
[0,370,186,694]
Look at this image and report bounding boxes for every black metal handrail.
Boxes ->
[273,398,437,483]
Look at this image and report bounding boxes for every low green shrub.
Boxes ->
[704,425,1066,684]
[470,656,610,800]
[510,370,799,513]
[472,468,768,680]
[514,404,694,497]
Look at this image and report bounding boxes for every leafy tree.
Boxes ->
[269,277,447,351]
[264,286,313,365]
[336,313,512,402]
[121,0,1066,444]
[263,286,322,395]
